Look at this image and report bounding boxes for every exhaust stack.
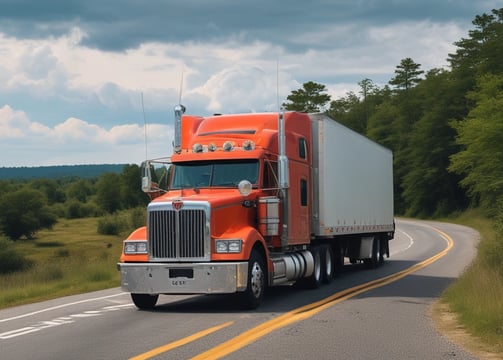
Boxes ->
[173,104,185,153]
[278,111,289,246]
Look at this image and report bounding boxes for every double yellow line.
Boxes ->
[132,223,454,360]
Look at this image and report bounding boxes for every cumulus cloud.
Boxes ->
[0,105,173,166]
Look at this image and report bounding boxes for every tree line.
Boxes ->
[283,8,503,219]
[0,164,148,240]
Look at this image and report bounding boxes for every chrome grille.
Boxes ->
[148,206,208,261]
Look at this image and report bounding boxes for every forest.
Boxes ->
[284,8,503,222]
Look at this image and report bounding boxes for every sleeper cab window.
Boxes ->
[299,138,307,159]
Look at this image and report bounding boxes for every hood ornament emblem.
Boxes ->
[172,199,184,211]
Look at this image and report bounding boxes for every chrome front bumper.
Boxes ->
[118,262,248,295]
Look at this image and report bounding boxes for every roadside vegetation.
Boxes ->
[442,211,503,353]
[0,5,502,356]
[0,215,138,309]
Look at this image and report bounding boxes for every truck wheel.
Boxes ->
[365,237,381,269]
[379,238,386,265]
[322,245,334,284]
[241,249,266,309]
[305,246,323,288]
[334,243,345,274]
[131,293,159,310]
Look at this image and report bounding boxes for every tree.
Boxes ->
[0,188,57,240]
[449,73,503,213]
[282,81,331,112]
[449,9,503,78]
[401,69,468,217]
[29,178,66,205]
[389,58,424,91]
[95,173,122,213]
[327,91,362,131]
[66,179,94,202]
[121,164,149,208]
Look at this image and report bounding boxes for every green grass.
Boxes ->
[441,209,503,354]
[0,217,123,309]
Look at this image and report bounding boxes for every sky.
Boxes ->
[1,0,502,167]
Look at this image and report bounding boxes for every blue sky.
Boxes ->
[1,0,501,167]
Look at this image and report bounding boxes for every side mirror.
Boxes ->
[141,161,153,193]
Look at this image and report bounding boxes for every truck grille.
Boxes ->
[148,207,209,261]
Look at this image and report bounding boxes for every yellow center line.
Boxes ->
[129,321,233,360]
[191,224,454,360]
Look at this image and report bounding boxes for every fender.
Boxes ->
[127,226,147,240]
[120,227,148,263]
[212,226,269,265]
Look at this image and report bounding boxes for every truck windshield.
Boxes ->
[171,160,259,189]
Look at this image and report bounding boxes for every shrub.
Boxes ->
[130,207,147,229]
[0,237,33,274]
[97,214,127,235]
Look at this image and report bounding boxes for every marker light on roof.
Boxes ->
[192,143,203,153]
[208,143,217,152]
[223,141,234,151]
[242,140,255,151]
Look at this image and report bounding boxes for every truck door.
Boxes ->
[288,138,310,245]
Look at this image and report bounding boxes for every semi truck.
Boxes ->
[118,105,394,309]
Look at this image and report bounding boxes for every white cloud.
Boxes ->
[0,105,172,166]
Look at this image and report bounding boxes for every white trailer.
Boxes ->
[309,114,394,266]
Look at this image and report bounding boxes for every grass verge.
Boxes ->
[439,210,503,355]
[0,217,123,309]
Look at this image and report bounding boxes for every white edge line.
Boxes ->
[0,292,129,323]
[391,229,414,256]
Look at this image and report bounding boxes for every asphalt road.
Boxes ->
[0,219,481,360]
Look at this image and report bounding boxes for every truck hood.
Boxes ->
[150,188,250,208]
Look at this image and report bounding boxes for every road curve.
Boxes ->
[0,219,480,359]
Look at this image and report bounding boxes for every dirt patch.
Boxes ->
[430,301,503,360]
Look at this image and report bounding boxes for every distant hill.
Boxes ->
[0,164,128,180]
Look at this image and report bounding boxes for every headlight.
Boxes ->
[215,239,242,253]
[124,240,148,254]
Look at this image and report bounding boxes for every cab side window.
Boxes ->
[299,138,307,159]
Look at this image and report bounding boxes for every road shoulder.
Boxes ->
[430,300,503,360]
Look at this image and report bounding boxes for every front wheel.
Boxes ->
[241,249,266,309]
[131,293,159,310]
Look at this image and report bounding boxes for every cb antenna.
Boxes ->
[276,59,280,112]
[178,68,184,105]
[141,92,148,160]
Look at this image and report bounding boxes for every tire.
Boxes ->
[322,245,334,284]
[305,246,323,288]
[378,238,385,265]
[241,249,266,309]
[131,293,159,310]
[365,237,381,269]
[333,243,345,275]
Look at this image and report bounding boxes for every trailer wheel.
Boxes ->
[334,243,345,275]
[365,237,382,269]
[131,293,159,310]
[322,245,334,284]
[241,249,266,309]
[379,238,385,265]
